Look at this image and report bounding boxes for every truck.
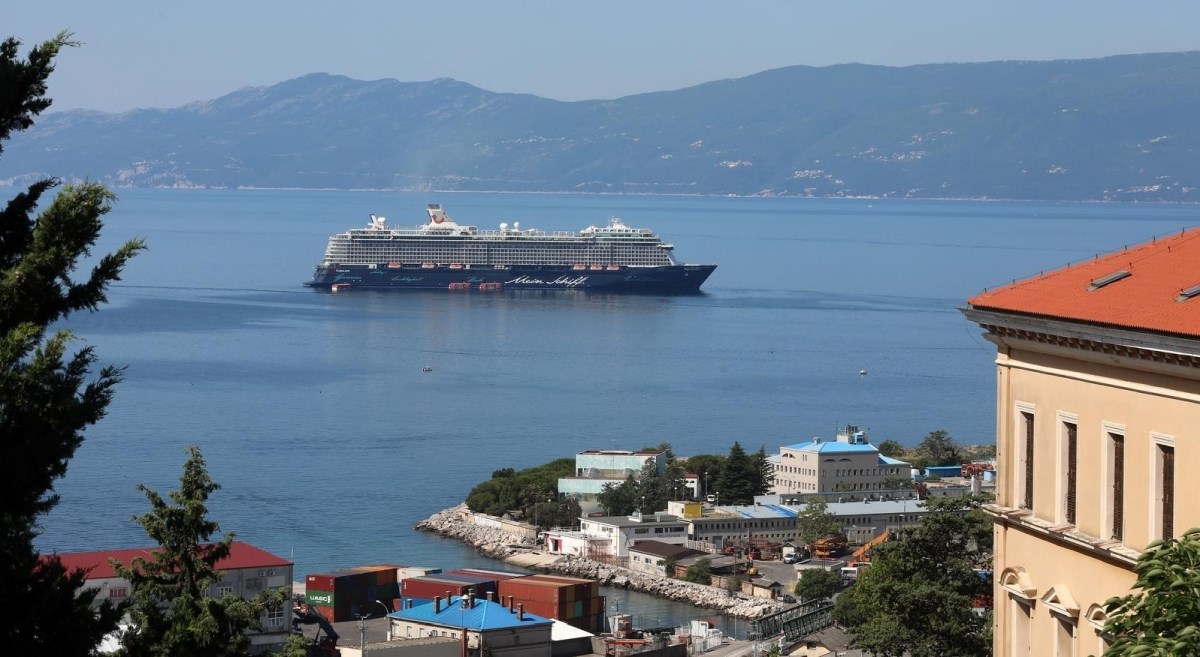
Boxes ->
[781,543,799,564]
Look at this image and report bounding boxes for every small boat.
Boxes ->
[387,262,403,269]
[572,264,587,270]
[422,366,433,373]
[606,264,621,271]
[479,282,503,291]
[331,283,350,292]
[449,263,464,269]
[421,263,436,269]
[589,264,603,270]
[448,282,470,290]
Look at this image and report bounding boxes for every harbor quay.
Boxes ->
[415,504,786,620]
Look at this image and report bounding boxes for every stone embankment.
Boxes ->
[415,504,784,619]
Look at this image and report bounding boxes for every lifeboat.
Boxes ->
[479,282,503,291]
[387,262,402,269]
[589,264,603,270]
[421,263,436,269]
[449,263,464,270]
[572,264,587,270]
[331,283,350,292]
[448,282,470,290]
[606,264,621,271]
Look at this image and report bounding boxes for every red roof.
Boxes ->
[49,541,291,580]
[968,227,1200,338]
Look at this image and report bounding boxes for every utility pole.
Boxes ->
[357,614,368,657]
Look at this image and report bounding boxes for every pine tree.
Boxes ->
[751,446,773,496]
[116,446,286,657]
[1,31,143,655]
[717,441,755,505]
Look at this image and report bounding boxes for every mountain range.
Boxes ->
[3,52,1199,202]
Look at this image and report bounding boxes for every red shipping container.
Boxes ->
[307,573,335,591]
[402,576,472,600]
[455,568,525,582]
[499,577,572,605]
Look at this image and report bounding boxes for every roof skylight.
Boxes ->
[1176,284,1200,302]
[1087,270,1131,291]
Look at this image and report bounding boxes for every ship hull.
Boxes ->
[304,264,716,294]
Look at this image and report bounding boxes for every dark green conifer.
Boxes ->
[0,31,143,655]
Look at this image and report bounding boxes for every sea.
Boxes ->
[31,189,1198,634]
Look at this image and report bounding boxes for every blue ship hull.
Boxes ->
[305,263,716,293]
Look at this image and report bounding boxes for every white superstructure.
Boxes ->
[319,204,679,268]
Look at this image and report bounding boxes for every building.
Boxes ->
[53,541,293,653]
[625,541,705,576]
[556,450,665,513]
[962,228,1200,657]
[770,426,912,496]
[687,498,926,548]
[388,594,553,657]
[576,512,689,559]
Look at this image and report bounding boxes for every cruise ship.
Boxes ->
[305,204,717,293]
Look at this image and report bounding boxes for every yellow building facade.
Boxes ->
[963,229,1200,656]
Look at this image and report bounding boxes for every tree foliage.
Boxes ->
[684,558,712,584]
[1103,527,1200,656]
[597,477,639,517]
[0,31,143,656]
[877,439,905,459]
[795,497,843,550]
[751,446,773,497]
[842,496,992,657]
[464,457,574,517]
[717,441,755,505]
[794,568,839,601]
[116,446,287,657]
[913,430,963,468]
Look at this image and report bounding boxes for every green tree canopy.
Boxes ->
[596,477,639,517]
[464,457,574,517]
[877,439,905,459]
[0,31,143,656]
[116,446,287,657]
[684,558,713,584]
[796,497,843,550]
[751,446,773,497]
[717,441,755,505]
[1103,527,1200,655]
[914,430,963,468]
[843,496,992,657]
[794,568,840,602]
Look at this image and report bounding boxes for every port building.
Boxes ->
[769,426,912,496]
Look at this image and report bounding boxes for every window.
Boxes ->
[1151,434,1175,540]
[109,587,128,599]
[1055,617,1075,657]
[1063,420,1077,525]
[217,585,234,597]
[1017,407,1035,510]
[266,605,284,628]
[1107,430,1124,541]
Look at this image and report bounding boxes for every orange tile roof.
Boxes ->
[47,541,291,580]
[968,227,1200,338]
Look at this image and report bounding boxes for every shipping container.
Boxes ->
[397,566,442,580]
[454,568,526,582]
[437,571,500,595]
[402,575,473,600]
[306,590,335,607]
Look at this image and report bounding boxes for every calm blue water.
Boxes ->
[34,189,1197,632]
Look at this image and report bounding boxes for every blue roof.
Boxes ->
[389,596,552,631]
[878,455,911,466]
[785,440,879,454]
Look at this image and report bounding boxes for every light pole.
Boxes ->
[357,613,368,657]
[376,600,391,641]
[704,471,710,500]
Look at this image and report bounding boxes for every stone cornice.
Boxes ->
[961,306,1200,375]
[985,503,1140,569]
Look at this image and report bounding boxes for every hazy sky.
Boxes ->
[8,1,1200,113]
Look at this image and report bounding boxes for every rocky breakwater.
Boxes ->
[416,504,784,619]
